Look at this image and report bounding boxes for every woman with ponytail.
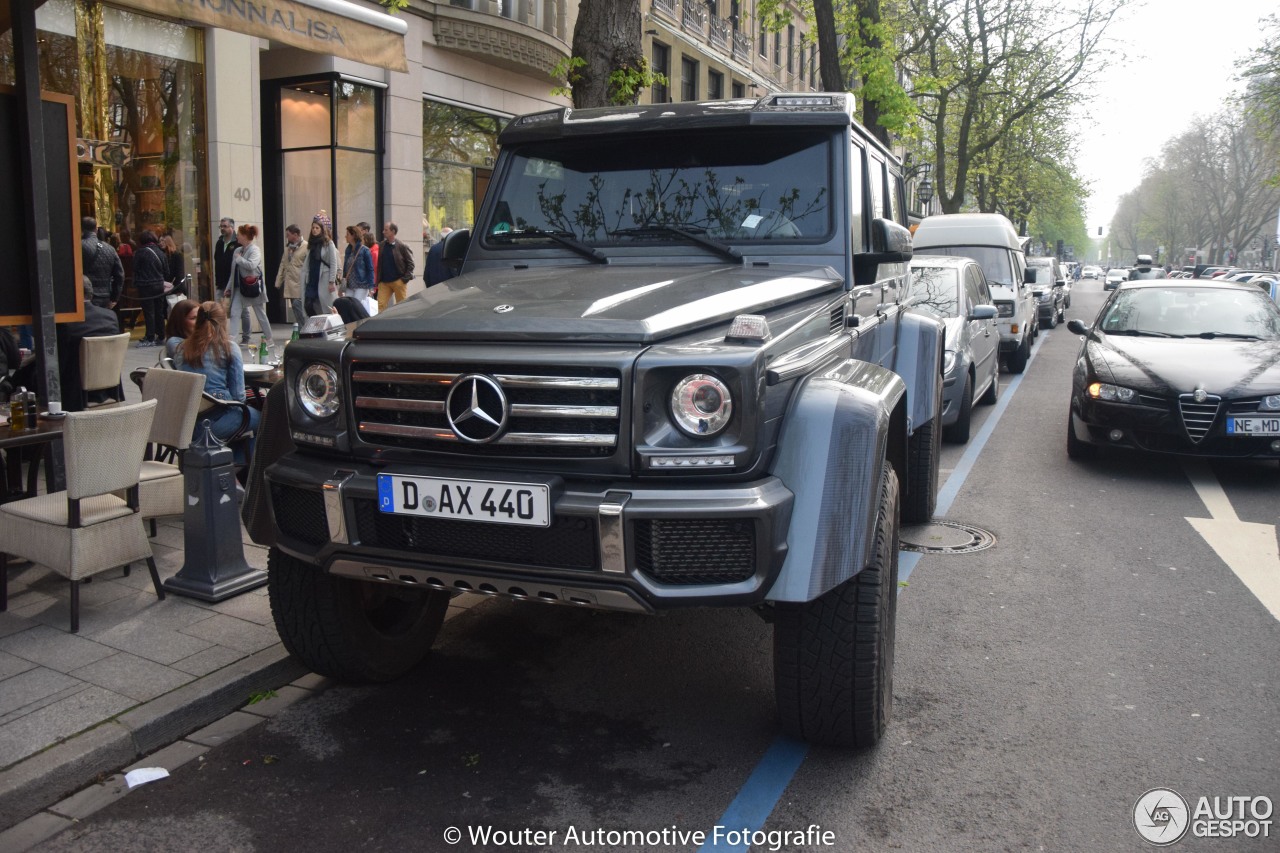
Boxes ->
[170,300,260,459]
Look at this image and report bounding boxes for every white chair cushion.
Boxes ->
[1,492,135,526]
[139,460,182,483]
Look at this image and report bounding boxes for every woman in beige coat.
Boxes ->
[274,223,305,323]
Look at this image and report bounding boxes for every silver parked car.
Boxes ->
[908,255,1001,443]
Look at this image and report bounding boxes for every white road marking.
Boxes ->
[1182,460,1280,621]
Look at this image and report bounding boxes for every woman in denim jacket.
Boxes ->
[341,224,375,304]
[170,301,260,462]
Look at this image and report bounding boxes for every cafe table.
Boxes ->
[0,414,66,499]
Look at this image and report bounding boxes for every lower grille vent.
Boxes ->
[634,519,756,584]
[352,499,598,571]
[271,484,328,545]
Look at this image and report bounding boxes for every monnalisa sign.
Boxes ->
[119,0,409,72]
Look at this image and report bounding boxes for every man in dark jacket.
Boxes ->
[213,217,238,298]
[132,230,168,347]
[81,216,125,309]
[376,221,415,312]
[61,278,123,410]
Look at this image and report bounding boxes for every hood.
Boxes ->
[1088,336,1280,397]
[356,264,843,344]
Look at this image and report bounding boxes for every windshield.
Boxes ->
[917,246,1016,287]
[1131,267,1167,280]
[1027,266,1055,285]
[1099,287,1280,339]
[907,267,960,317]
[480,130,832,248]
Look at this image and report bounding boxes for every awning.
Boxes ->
[116,0,409,72]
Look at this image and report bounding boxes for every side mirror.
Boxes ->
[442,228,470,271]
[1066,319,1089,336]
[867,218,913,263]
[1023,268,1036,285]
[969,304,997,321]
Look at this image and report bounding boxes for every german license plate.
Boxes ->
[377,474,550,527]
[1226,416,1280,436]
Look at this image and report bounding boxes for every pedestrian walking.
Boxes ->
[341,225,375,303]
[222,223,274,347]
[133,230,168,348]
[301,213,339,318]
[275,224,305,324]
[81,216,124,309]
[376,221,414,312]
[214,216,239,323]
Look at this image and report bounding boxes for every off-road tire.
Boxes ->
[943,373,972,444]
[1044,309,1058,330]
[979,366,999,405]
[1065,293,1072,309]
[902,412,938,524]
[1065,411,1097,461]
[268,548,450,682]
[773,462,899,748]
[1007,336,1029,374]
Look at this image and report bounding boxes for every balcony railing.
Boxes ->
[652,0,677,19]
[681,2,707,37]
[708,16,729,48]
[732,31,752,63]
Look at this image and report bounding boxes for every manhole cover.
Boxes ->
[900,520,996,554]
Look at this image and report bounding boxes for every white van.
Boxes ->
[912,213,1037,372]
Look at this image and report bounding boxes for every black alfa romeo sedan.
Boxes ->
[1065,279,1280,460]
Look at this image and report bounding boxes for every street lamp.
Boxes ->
[917,172,934,212]
[904,158,933,214]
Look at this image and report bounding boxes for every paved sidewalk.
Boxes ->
[0,320,400,832]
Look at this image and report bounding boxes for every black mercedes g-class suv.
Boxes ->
[258,94,943,747]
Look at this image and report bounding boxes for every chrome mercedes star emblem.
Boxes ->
[1193,388,1208,403]
[445,374,508,443]
[493,304,514,314]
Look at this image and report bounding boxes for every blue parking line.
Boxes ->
[698,332,1048,850]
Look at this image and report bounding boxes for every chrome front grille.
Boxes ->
[1178,393,1221,443]
[351,363,622,458]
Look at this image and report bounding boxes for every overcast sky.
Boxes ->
[1075,0,1269,234]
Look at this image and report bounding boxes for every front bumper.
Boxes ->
[1070,395,1280,458]
[265,452,795,612]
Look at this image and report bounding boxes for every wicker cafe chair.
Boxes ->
[0,400,162,633]
[79,332,131,409]
[138,369,206,536]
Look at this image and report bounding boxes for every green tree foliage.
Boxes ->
[902,0,1125,214]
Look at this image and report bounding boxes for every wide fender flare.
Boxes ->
[896,308,945,432]
[764,360,907,603]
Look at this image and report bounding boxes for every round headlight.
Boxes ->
[670,374,733,437]
[297,363,340,419]
[1261,394,1280,412]
[942,350,957,375]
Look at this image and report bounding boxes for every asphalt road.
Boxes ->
[36,278,1279,852]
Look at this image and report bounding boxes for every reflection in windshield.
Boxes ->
[907,267,960,318]
[482,130,831,247]
[918,246,1015,287]
[1099,288,1280,339]
[1027,266,1054,285]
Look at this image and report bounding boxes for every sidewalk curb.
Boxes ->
[0,643,306,831]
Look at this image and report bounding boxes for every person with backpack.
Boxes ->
[221,223,274,348]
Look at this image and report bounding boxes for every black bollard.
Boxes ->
[164,419,268,601]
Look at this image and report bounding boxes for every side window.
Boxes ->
[888,172,903,225]
[849,140,865,252]
[975,270,992,304]
[965,267,983,307]
[868,153,886,220]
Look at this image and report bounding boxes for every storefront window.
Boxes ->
[0,0,209,295]
[274,76,381,241]
[423,100,505,243]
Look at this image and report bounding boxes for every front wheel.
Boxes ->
[1044,309,1058,330]
[979,365,1000,405]
[773,462,899,748]
[1006,336,1029,374]
[902,412,938,524]
[268,548,450,682]
[943,373,973,444]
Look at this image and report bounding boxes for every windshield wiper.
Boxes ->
[1196,331,1263,340]
[1108,329,1179,337]
[494,228,608,264]
[609,225,744,264]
